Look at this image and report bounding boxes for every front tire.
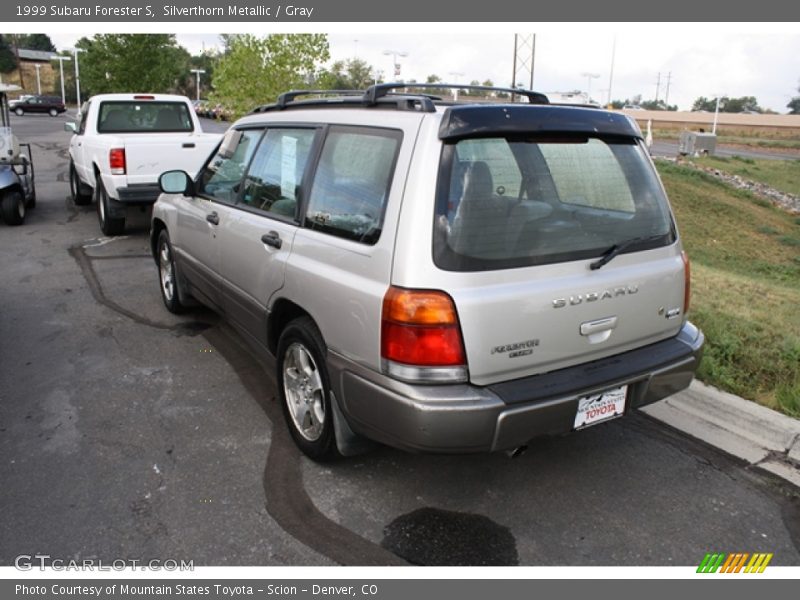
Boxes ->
[95,180,125,235]
[49,108,58,117]
[277,317,339,461]
[156,230,185,314]
[69,162,92,205]
[1,190,26,225]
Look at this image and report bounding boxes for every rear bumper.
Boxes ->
[330,321,704,453]
[116,184,161,204]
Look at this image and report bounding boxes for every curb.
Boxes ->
[642,380,800,488]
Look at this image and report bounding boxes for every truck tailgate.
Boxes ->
[121,133,221,186]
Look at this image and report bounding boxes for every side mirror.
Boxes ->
[64,122,78,133]
[159,170,193,195]
[218,128,242,159]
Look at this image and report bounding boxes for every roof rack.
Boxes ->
[251,90,437,114]
[251,90,363,113]
[276,89,363,109]
[249,83,550,114]
[363,83,549,105]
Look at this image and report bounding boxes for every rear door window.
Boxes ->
[304,126,402,245]
[434,135,674,271]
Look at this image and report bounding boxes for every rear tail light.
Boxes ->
[681,250,691,315]
[109,148,126,175]
[381,286,468,383]
[133,95,155,100]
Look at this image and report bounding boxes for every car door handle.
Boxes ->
[206,212,220,225]
[261,231,282,249]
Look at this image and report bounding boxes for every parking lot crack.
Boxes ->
[68,243,214,336]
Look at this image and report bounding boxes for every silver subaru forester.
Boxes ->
[151,84,704,460]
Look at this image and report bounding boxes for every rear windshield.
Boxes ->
[97,101,193,133]
[433,135,675,271]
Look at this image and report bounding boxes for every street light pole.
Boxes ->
[51,56,72,105]
[190,69,206,101]
[581,72,600,103]
[712,94,722,135]
[73,48,84,111]
[448,71,464,101]
[383,50,408,81]
[34,64,42,95]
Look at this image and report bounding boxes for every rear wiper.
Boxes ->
[589,235,663,270]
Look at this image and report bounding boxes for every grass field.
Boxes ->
[653,129,800,151]
[656,160,800,415]
[691,155,800,197]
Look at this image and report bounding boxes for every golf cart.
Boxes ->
[0,83,36,225]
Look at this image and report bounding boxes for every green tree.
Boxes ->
[0,35,16,73]
[212,34,329,117]
[788,81,800,115]
[174,50,219,100]
[692,95,761,113]
[75,34,189,96]
[317,58,375,90]
[640,99,677,111]
[17,34,56,52]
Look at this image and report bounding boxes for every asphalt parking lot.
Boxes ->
[1,113,799,567]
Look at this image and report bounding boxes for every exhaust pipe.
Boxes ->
[505,445,528,459]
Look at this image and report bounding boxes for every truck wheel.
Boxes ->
[277,317,339,461]
[14,107,24,117]
[49,108,58,117]
[69,162,92,205]
[1,189,26,225]
[96,181,125,236]
[156,230,186,314]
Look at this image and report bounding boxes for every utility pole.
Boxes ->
[512,34,536,101]
[654,72,662,104]
[664,72,672,107]
[606,36,616,108]
[34,64,42,94]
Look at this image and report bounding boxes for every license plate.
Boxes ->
[573,386,627,429]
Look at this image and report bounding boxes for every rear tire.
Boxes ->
[14,107,23,117]
[1,189,26,225]
[69,162,92,206]
[95,180,125,236]
[156,230,186,314]
[277,317,339,461]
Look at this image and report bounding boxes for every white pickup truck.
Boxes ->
[65,93,222,235]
